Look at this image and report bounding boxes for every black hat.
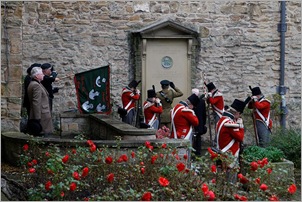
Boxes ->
[128,80,141,88]
[41,63,52,70]
[160,80,170,86]
[27,119,42,136]
[250,86,262,96]
[27,63,41,74]
[230,99,246,114]
[147,89,156,98]
[187,94,200,107]
[206,82,216,91]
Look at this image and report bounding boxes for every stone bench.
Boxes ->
[59,113,156,140]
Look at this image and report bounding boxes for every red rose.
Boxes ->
[158,177,169,187]
[141,192,152,201]
[140,162,144,166]
[211,178,216,184]
[105,156,113,164]
[141,167,145,174]
[86,140,94,146]
[73,171,80,180]
[27,162,32,167]
[45,181,52,191]
[201,183,208,193]
[238,173,248,184]
[183,154,188,160]
[207,147,218,160]
[204,190,215,201]
[107,173,114,183]
[260,183,268,191]
[267,168,272,174]
[72,149,76,154]
[211,164,217,173]
[90,144,96,153]
[60,192,65,197]
[81,167,89,177]
[160,153,164,158]
[47,169,54,175]
[239,195,248,201]
[131,151,135,158]
[255,178,261,184]
[151,155,158,164]
[32,159,38,165]
[45,152,50,157]
[269,195,279,201]
[121,154,128,162]
[29,168,36,173]
[23,144,29,151]
[161,143,167,149]
[176,162,185,172]
[62,155,69,163]
[250,161,258,171]
[70,182,77,191]
[288,184,297,194]
[234,194,240,200]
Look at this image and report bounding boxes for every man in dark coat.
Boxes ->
[191,88,207,157]
[41,63,59,112]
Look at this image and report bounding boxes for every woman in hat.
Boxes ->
[143,89,163,129]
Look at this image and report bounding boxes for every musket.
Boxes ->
[202,73,213,147]
[249,86,259,146]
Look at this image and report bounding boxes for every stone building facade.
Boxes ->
[1,1,301,135]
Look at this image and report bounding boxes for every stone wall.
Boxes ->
[1,1,301,133]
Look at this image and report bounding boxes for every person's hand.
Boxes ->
[155,98,161,104]
[169,82,175,89]
[135,89,140,94]
[251,96,258,101]
[237,118,244,128]
[53,87,59,94]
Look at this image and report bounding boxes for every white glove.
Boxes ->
[252,96,257,101]
[135,89,140,94]
[155,98,161,104]
[236,118,244,128]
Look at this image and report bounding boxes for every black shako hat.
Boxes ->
[206,82,216,91]
[128,80,141,88]
[147,89,156,98]
[160,80,170,86]
[187,94,200,107]
[41,63,52,70]
[230,99,246,114]
[249,86,262,96]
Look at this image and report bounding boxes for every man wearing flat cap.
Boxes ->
[170,94,199,140]
[247,86,272,147]
[121,80,141,125]
[41,63,60,112]
[156,79,183,129]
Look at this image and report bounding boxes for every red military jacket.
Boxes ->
[208,90,224,117]
[170,103,199,139]
[121,87,140,112]
[143,100,163,125]
[248,97,272,128]
[216,116,244,157]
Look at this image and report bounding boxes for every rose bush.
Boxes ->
[19,138,297,201]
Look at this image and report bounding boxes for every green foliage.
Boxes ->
[270,127,301,169]
[19,139,297,201]
[242,145,285,163]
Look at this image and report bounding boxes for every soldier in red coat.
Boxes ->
[206,82,225,124]
[247,86,272,147]
[170,94,199,140]
[216,99,246,158]
[121,80,141,125]
[143,89,163,129]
